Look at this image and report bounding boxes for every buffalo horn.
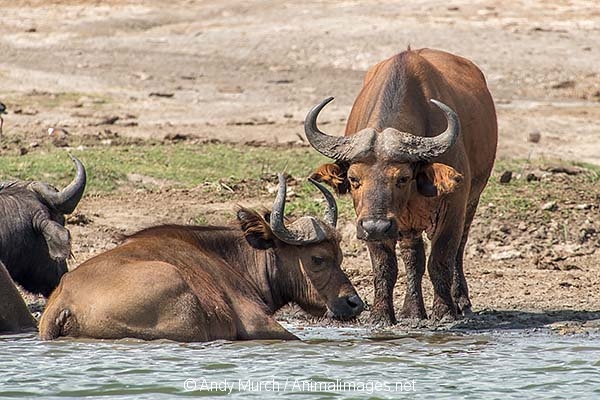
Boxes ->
[270,174,334,245]
[305,97,460,163]
[386,99,461,162]
[30,154,86,214]
[304,97,375,162]
[308,177,337,228]
[270,174,307,244]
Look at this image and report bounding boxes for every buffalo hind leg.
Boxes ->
[366,240,398,325]
[397,235,427,319]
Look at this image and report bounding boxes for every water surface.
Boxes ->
[1,326,599,399]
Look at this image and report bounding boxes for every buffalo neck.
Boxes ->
[265,246,323,316]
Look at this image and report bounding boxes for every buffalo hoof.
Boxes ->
[453,294,472,316]
[459,304,473,318]
[399,297,427,320]
[430,301,458,322]
[369,307,397,326]
[398,308,427,320]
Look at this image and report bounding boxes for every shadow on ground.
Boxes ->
[450,309,600,333]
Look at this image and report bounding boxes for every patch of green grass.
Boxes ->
[0,142,333,198]
[481,161,537,214]
[286,179,356,221]
[2,146,597,222]
[481,158,600,216]
[574,161,600,183]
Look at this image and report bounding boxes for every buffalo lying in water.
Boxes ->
[0,261,37,334]
[0,154,86,297]
[40,175,364,342]
[307,48,497,323]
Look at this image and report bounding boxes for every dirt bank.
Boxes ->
[2,0,598,332]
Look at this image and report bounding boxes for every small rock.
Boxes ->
[95,116,119,126]
[149,92,174,98]
[541,201,558,211]
[499,225,511,234]
[528,131,541,143]
[67,212,93,226]
[216,85,243,94]
[526,172,541,182]
[490,249,522,261]
[164,133,189,142]
[559,264,581,271]
[133,72,152,81]
[48,127,70,147]
[546,165,583,175]
[499,170,512,184]
[551,80,576,89]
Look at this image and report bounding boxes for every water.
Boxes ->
[1,326,599,399]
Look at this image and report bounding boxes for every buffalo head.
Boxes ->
[238,174,364,320]
[0,154,86,296]
[305,97,463,241]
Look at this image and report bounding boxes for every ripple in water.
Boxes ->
[1,328,599,399]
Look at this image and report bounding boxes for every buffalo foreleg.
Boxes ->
[397,235,427,319]
[452,200,479,315]
[366,240,398,325]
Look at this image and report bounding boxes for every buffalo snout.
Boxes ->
[327,293,365,320]
[357,217,397,241]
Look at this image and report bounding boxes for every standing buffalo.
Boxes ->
[40,175,364,342]
[306,48,497,323]
[0,261,37,334]
[0,155,86,297]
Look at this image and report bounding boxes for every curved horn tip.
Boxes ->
[68,153,80,163]
[315,96,334,108]
[321,96,335,105]
[305,97,335,124]
[304,96,354,162]
[307,177,338,228]
[277,173,287,186]
[429,99,458,118]
[69,154,85,170]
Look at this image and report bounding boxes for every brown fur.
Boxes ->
[311,48,497,323]
[0,262,37,334]
[39,209,362,342]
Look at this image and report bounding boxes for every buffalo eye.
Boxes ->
[311,256,325,266]
[396,175,411,187]
[348,176,361,190]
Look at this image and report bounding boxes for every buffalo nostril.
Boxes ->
[346,294,364,312]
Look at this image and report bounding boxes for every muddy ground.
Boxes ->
[1,0,599,333]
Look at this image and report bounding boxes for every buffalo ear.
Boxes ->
[309,162,349,194]
[237,207,275,249]
[416,162,463,197]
